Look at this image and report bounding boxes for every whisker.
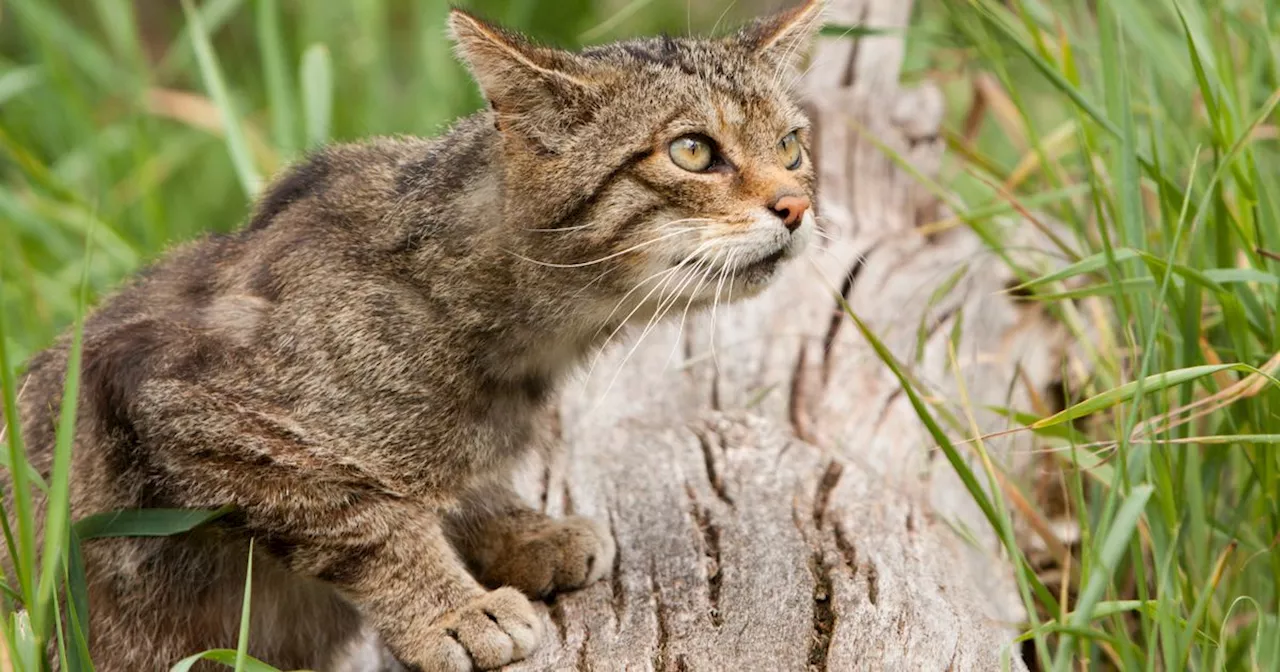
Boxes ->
[592,267,678,351]
[655,217,719,231]
[651,253,714,329]
[710,0,738,36]
[506,228,694,268]
[591,239,716,341]
[597,253,712,404]
[665,248,724,370]
[778,21,860,91]
[708,250,737,370]
[522,217,715,234]
[585,262,696,415]
[570,265,617,301]
[803,246,840,265]
[714,253,742,380]
[804,255,847,298]
[773,38,809,90]
[582,268,679,395]
[584,241,715,385]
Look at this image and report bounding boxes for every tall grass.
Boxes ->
[1,0,1277,670]
[885,0,1279,669]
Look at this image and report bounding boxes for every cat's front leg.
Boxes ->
[135,382,543,671]
[335,520,545,672]
[448,482,615,599]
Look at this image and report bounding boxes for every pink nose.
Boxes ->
[771,195,810,232]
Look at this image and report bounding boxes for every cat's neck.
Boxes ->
[390,115,625,386]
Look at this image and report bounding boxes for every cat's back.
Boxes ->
[16,126,492,486]
[15,231,262,486]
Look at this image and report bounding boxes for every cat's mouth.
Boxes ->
[699,245,790,281]
[735,247,787,276]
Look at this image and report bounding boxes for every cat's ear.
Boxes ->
[734,0,826,73]
[448,9,596,135]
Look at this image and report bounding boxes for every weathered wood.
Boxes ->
[357,0,1072,669]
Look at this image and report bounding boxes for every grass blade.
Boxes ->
[0,274,38,611]
[300,44,333,149]
[1031,364,1252,429]
[32,223,93,643]
[169,650,283,672]
[63,531,93,672]
[9,611,39,672]
[180,0,262,197]
[234,540,253,671]
[73,506,235,541]
[1054,485,1153,668]
[833,288,1060,614]
[0,66,45,106]
[254,0,299,156]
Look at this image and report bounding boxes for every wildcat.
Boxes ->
[10,1,823,669]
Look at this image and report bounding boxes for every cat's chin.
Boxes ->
[700,255,794,305]
[728,235,810,294]
[729,259,788,297]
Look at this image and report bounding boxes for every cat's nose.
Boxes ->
[770,195,810,232]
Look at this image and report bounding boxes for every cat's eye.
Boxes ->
[669,135,716,173]
[779,131,802,170]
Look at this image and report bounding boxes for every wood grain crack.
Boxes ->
[821,249,874,387]
[789,343,816,443]
[651,568,673,672]
[574,632,591,672]
[710,362,722,411]
[922,305,961,345]
[834,522,858,577]
[866,558,880,606]
[562,479,575,516]
[606,506,625,628]
[682,329,696,381]
[871,386,904,438]
[686,483,724,627]
[807,550,835,672]
[695,427,734,508]
[548,596,569,643]
[812,461,844,531]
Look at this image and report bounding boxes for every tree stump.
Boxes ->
[450,1,1070,669]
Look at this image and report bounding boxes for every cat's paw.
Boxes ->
[415,587,543,672]
[482,516,615,599]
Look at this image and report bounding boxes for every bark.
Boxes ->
[502,0,1072,668]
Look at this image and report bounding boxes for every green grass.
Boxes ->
[897,0,1280,669]
[1,0,1279,670]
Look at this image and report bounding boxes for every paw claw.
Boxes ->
[482,516,616,599]
[415,588,543,671]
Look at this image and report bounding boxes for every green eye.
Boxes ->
[779,131,802,170]
[669,135,715,172]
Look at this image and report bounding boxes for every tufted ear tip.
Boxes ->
[447,7,606,144]
[447,7,593,102]
[446,6,499,47]
[736,0,827,70]
[447,8,531,72]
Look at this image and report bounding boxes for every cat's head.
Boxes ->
[450,0,824,314]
